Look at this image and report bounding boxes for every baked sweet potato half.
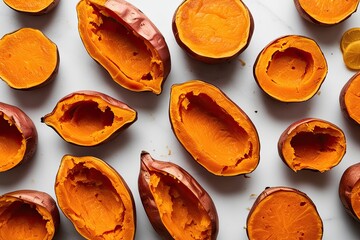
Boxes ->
[169,80,260,176]
[41,90,137,146]
[55,154,136,239]
[0,190,60,239]
[0,102,37,172]
[138,151,218,240]
[76,0,171,94]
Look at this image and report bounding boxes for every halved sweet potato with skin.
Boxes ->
[340,71,360,125]
[172,0,254,64]
[41,90,137,146]
[278,118,346,172]
[138,151,219,240]
[339,162,360,222]
[0,190,60,240]
[169,80,260,176]
[254,35,327,102]
[76,0,171,94]
[0,102,38,172]
[0,28,59,90]
[294,0,360,26]
[247,186,323,240]
[55,154,136,239]
[3,0,60,15]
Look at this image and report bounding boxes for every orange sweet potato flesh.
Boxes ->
[138,151,218,240]
[254,35,327,102]
[172,0,254,64]
[76,0,171,94]
[169,80,260,176]
[247,187,323,240]
[3,0,60,14]
[55,155,136,239]
[278,118,346,172]
[340,72,360,125]
[0,102,37,172]
[0,28,59,90]
[0,190,60,240]
[294,0,360,25]
[41,90,137,146]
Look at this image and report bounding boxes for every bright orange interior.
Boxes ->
[0,113,24,171]
[57,161,134,239]
[298,0,359,24]
[0,28,58,89]
[175,0,251,58]
[284,124,345,172]
[3,0,54,12]
[77,0,164,93]
[344,74,360,124]
[149,172,212,239]
[0,200,48,239]
[247,191,323,240]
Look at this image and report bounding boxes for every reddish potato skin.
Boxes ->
[0,102,38,171]
[172,0,254,64]
[41,90,137,146]
[138,151,219,240]
[339,72,360,125]
[293,0,359,26]
[3,0,60,15]
[246,186,323,238]
[339,162,360,221]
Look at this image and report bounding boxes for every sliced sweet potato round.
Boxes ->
[172,0,254,64]
[278,118,346,172]
[169,80,260,176]
[254,35,327,102]
[0,28,59,90]
[340,71,360,125]
[294,0,360,25]
[247,186,323,240]
[76,0,171,94]
[3,0,60,15]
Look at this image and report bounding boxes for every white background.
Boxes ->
[1,0,360,239]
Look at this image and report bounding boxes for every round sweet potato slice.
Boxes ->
[3,0,60,15]
[294,0,360,25]
[172,0,254,64]
[0,28,59,90]
[340,71,360,125]
[247,186,323,240]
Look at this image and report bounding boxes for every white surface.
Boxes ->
[0,0,360,239]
